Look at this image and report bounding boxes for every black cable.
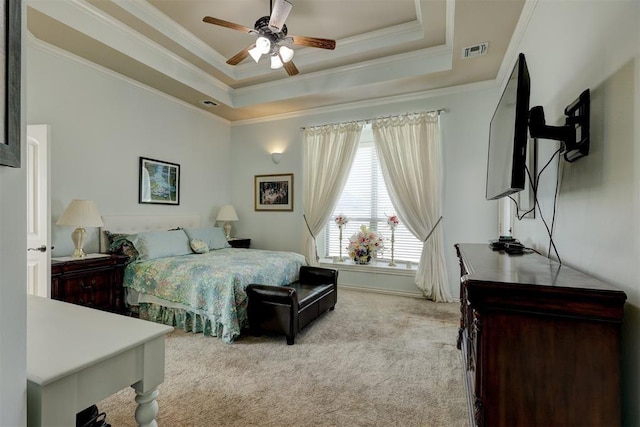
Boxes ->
[508,146,563,263]
[509,164,537,220]
[534,148,562,263]
[548,150,562,261]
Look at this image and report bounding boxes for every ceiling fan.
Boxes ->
[203,0,336,76]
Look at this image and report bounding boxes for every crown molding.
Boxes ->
[29,0,233,104]
[26,32,231,126]
[232,45,453,107]
[232,20,427,80]
[28,18,496,130]
[115,0,436,83]
[496,0,538,89]
[231,80,498,127]
[30,0,452,91]
[110,0,232,75]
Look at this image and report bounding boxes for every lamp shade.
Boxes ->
[216,205,238,222]
[56,200,104,227]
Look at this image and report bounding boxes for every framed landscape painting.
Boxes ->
[139,157,180,205]
[255,173,293,211]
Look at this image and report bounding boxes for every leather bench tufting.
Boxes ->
[246,266,338,345]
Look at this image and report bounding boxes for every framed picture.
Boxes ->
[0,0,21,168]
[139,157,180,205]
[255,173,293,211]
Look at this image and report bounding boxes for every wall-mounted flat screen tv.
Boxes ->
[485,53,531,200]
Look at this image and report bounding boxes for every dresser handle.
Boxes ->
[80,282,93,292]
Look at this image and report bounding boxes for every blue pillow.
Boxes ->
[128,230,192,261]
[183,227,231,250]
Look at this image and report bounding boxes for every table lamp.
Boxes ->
[56,199,104,258]
[216,205,238,239]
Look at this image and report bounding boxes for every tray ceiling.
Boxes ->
[27,0,526,122]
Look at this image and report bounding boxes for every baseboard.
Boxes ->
[338,283,461,303]
[338,283,424,299]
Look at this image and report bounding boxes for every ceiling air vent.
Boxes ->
[462,42,489,59]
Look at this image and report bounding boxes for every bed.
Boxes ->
[100,215,307,343]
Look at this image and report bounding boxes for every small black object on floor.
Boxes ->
[76,405,111,427]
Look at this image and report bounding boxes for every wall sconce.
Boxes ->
[271,152,283,164]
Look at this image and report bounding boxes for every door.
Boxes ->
[26,124,50,297]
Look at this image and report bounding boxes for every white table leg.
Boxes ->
[134,388,160,427]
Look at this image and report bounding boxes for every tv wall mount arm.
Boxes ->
[528,89,590,162]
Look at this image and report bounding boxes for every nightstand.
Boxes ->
[228,238,251,248]
[51,254,128,313]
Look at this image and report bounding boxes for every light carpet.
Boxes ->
[98,288,467,426]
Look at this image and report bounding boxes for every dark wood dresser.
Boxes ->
[51,254,128,314]
[455,243,626,427]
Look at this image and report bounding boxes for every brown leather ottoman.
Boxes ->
[247,266,338,345]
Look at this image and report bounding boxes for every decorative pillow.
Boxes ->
[128,230,192,261]
[104,230,139,263]
[190,239,210,254]
[183,227,231,250]
[105,230,128,245]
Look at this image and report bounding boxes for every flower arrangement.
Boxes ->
[348,224,384,265]
[335,214,349,261]
[335,214,349,227]
[387,215,399,266]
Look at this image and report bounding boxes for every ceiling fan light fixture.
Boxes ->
[279,45,294,63]
[248,46,263,63]
[256,36,271,54]
[270,54,284,69]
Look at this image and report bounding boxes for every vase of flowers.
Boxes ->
[387,214,399,266]
[334,214,349,261]
[348,224,384,265]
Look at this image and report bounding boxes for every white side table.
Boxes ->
[27,295,173,427]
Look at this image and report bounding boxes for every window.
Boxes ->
[324,125,423,263]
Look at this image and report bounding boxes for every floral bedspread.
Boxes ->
[123,248,307,342]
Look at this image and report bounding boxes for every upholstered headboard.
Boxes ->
[100,214,201,252]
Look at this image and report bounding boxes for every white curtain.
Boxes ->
[372,112,451,302]
[302,122,363,264]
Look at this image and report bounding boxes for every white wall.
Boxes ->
[511,1,640,424]
[230,84,499,297]
[26,42,232,257]
[0,1,27,423]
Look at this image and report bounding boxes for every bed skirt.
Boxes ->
[139,303,247,343]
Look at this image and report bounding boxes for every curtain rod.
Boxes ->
[300,108,447,131]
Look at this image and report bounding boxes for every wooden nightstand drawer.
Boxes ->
[60,271,111,309]
[51,254,128,313]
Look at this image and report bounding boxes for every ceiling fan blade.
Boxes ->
[291,35,336,50]
[269,0,292,32]
[203,16,253,34]
[226,45,254,65]
[283,60,299,76]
